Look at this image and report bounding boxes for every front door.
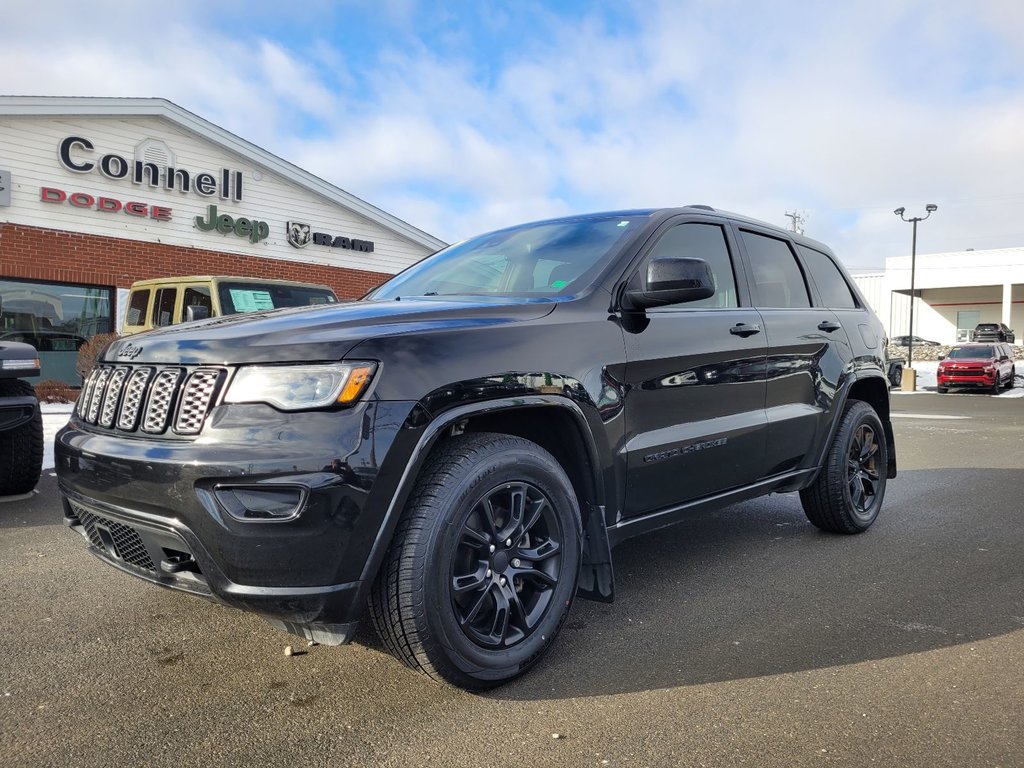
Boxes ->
[620,218,767,518]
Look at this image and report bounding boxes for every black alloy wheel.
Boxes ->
[846,422,881,519]
[450,482,562,649]
[800,400,888,534]
[369,432,581,690]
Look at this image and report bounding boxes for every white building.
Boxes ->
[0,96,446,384]
[853,247,1024,345]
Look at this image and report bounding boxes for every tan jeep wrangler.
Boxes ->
[121,276,338,335]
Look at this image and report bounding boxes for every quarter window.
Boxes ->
[643,223,738,308]
[152,287,177,327]
[796,245,857,309]
[741,231,811,308]
[125,289,150,327]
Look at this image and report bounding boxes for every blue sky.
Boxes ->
[3,0,1024,269]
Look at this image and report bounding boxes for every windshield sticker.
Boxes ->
[230,289,275,312]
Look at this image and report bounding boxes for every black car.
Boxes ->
[973,323,1015,343]
[57,206,897,690]
[0,339,43,495]
[891,335,939,346]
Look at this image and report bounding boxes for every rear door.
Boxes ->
[734,227,853,477]
[620,216,767,517]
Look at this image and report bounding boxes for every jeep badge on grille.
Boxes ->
[116,342,143,360]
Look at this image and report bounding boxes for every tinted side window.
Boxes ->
[741,231,810,308]
[643,223,738,308]
[126,289,150,326]
[152,287,177,327]
[796,245,858,309]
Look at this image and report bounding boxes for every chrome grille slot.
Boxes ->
[117,367,154,431]
[99,367,129,428]
[175,369,223,435]
[142,368,184,434]
[86,368,112,424]
[77,369,99,418]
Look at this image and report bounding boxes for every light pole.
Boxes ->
[894,204,938,389]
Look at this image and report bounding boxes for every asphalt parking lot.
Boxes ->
[2,392,1023,767]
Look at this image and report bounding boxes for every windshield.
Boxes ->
[368,214,648,300]
[217,283,338,314]
[947,346,993,359]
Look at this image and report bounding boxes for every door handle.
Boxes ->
[817,320,842,332]
[729,323,761,337]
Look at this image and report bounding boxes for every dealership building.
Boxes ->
[0,96,446,384]
[853,248,1024,346]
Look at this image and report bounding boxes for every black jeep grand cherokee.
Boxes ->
[57,206,896,690]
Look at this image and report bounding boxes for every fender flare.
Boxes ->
[357,395,615,603]
[810,369,897,484]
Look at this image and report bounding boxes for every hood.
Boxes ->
[103,296,557,365]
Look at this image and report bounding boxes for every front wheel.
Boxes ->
[368,433,581,690]
[991,374,1001,395]
[800,400,888,534]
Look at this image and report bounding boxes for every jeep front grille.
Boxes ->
[78,364,226,436]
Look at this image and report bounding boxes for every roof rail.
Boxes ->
[685,204,716,211]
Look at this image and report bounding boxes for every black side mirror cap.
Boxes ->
[623,258,715,311]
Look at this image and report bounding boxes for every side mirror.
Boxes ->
[186,305,210,322]
[624,258,715,311]
[938,355,946,361]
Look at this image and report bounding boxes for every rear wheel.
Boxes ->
[368,432,581,690]
[800,400,887,534]
[0,379,44,496]
[1006,367,1015,389]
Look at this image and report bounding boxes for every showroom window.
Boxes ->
[0,278,114,384]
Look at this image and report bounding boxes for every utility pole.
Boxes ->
[784,210,806,235]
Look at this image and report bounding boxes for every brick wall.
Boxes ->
[0,223,394,298]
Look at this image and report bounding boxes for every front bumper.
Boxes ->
[937,372,996,388]
[56,399,420,641]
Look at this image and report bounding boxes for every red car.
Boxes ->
[937,343,1016,394]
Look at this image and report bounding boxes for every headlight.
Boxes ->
[224,362,376,410]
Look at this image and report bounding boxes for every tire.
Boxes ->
[1006,367,1015,389]
[887,363,902,388]
[991,374,1001,395]
[936,386,947,394]
[800,400,887,534]
[0,379,44,496]
[368,432,581,690]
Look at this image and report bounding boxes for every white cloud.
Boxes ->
[2,0,1024,266]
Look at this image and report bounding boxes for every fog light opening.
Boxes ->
[214,486,305,522]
